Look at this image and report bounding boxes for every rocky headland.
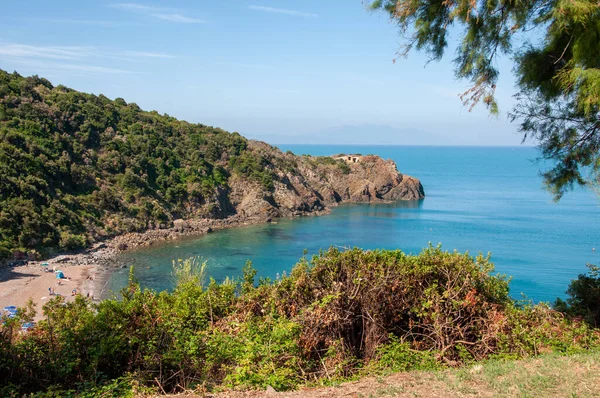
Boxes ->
[226,141,424,220]
[15,145,423,300]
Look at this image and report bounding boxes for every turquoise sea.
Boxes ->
[105,145,600,303]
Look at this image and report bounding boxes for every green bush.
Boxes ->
[58,231,86,250]
[0,242,11,259]
[1,248,598,396]
[218,317,302,391]
[337,160,351,174]
[228,152,275,191]
[369,334,439,373]
[555,264,600,327]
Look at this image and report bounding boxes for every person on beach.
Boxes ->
[48,287,52,296]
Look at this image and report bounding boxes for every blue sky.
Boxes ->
[0,1,525,145]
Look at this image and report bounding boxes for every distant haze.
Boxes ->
[245,124,529,146]
[246,124,451,145]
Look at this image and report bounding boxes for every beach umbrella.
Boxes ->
[21,322,35,331]
[3,306,17,319]
[55,271,64,279]
[41,262,49,267]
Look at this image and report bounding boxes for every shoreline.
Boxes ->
[91,210,331,298]
[0,210,331,312]
[1,141,425,312]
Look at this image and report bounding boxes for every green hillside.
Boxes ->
[0,70,276,259]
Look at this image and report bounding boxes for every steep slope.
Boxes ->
[0,70,424,259]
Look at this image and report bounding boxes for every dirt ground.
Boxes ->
[149,350,600,398]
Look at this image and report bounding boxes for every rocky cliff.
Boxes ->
[224,141,424,221]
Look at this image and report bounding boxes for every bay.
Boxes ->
[106,145,600,303]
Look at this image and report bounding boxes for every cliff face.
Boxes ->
[223,141,424,220]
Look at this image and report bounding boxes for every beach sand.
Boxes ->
[0,214,307,321]
[0,262,95,321]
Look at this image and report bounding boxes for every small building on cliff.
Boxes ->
[334,154,362,163]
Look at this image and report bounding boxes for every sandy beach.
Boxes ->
[0,216,248,321]
[0,212,330,321]
[0,262,95,321]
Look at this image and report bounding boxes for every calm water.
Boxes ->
[106,146,600,303]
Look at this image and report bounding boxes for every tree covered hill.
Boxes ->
[0,70,281,258]
[0,70,423,260]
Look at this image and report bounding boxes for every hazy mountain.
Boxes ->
[246,124,454,145]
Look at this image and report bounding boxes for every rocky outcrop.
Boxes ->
[225,142,424,221]
[325,155,424,202]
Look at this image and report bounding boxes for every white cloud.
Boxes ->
[121,51,177,58]
[151,13,205,24]
[248,5,318,18]
[112,2,204,24]
[0,44,96,60]
[0,42,180,76]
[47,63,133,74]
[7,58,134,75]
[112,3,163,12]
[0,42,177,61]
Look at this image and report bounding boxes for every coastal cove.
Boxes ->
[106,145,600,304]
[3,2,600,393]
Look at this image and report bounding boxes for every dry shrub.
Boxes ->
[281,246,511,366]
[232,245,599,378]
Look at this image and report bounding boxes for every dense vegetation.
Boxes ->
[0,70,287,259]
[372,0,600,199]
[555,263,600,328]
[1,246,598,396]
